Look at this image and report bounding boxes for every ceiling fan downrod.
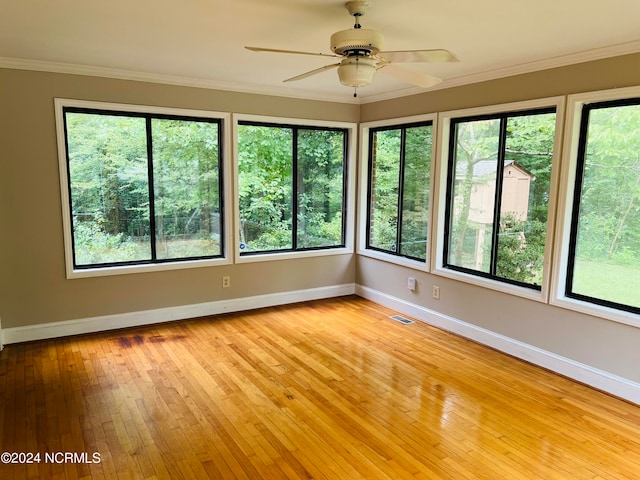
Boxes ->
[345,0,369,29]
[244,0,455,94]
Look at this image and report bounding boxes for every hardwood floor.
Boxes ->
[1,296,639,479]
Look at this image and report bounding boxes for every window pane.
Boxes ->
[496,113,556,285]
[399,125,432,260]
[571,102,640,310]
[152,119,221,260]
[448,119,501,272]
[369,129,401,252]
[297,129,345,248]
[66,112,151,265]
[238,125,293,253]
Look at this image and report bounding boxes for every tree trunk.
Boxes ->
[607,174,640,258]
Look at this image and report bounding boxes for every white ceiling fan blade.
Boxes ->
[245,46,339,58]
[377,49,459,63]
[378,64,443,88]
[283,63,340,83]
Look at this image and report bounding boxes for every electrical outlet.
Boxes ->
[407,277,416,291]
[222,275,231,288]
[432,285,440,300]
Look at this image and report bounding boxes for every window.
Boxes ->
[236,121,349,256]
[442,107,557,289]
[56,99,230,277]
[366,121,433,262]
[566,98,640,315]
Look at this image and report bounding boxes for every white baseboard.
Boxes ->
[356,284,640,405]
[5,282,638,405]
[2,284,355,345]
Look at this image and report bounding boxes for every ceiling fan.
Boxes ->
[246,0,459,96]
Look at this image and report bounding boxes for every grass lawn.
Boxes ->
[573,260,640,308]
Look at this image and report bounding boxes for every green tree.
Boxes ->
[369,128,401,251]
[450,118,501,268]
[576,104,640,265]
[237,125,347,252]
[66,111,222,264]
[152,119,221,258]
[237,125,293,251]
[400,125,431,259]
[570,102,640,308]
[368,124,433,260]
[450,112,557,285]
[66,112,150,264]
[498,112,556,284]
[297,129,345,247]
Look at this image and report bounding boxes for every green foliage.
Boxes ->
[398,210,428,259]
[569,102,640,306]
[369,125,432,260]
[152,118,221,258]
[575,104,640,267]
[449,112,556,284]
[496,214,545,285]
[73,217,149,264]
[369,128,401,251]
[67,112,149,236]
[297,129,346,248]
[450,118,501,268]
[505,113,556,224]
[65,111,222,265]
[237,125,293,251]
[399,126,431,260]
[237,125,346,252]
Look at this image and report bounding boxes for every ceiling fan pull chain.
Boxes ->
[244,0,455,93]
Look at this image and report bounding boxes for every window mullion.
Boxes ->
[217,120,226,258]
[396,128,407,254]
[145,117,158,261]
[565,104,592,296]
[63,111,80,267]
[489,117,508,276]
[365,130,377,249]
[442,121,459,267]
[340,131,349,246]
[292,127,299,251]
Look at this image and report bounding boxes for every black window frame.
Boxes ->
[442,107,556,290]
[365,120,433,262]
[62,106,226,270]
[237,120,349,256]
[565,97,640,315]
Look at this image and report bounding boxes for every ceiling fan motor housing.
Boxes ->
[330,28,384,56]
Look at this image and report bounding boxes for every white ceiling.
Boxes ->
[2,0,640,104]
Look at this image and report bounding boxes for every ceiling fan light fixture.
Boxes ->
[337,56,376,87]
[246,0,455,92]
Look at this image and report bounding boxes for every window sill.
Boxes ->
[357,248,428,271]
[550,294,640,329]
[432,266,547,303]
[66,257,232,279]
[235,246,353,264]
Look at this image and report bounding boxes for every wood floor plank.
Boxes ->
[2,296,640,479]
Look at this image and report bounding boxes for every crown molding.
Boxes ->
[2,39,639,105]
[359,40,640,104]
[0,56,359,105]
